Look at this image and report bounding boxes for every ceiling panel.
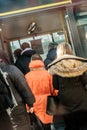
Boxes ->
[1,10,63,40]
[0,0,71,13]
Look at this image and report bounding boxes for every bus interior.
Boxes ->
[0,0,87,63]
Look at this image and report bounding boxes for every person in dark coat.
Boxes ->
[14,48,22,60]
[0,49,35,130]
[44,42,66,130]
[44,42,57,69]
[0,69,13,130]
[48,42,87,130]
[15,42,36,75]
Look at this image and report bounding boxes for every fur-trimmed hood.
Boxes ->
[48,55,87,77]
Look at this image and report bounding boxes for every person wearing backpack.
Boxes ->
[0,49,35,130]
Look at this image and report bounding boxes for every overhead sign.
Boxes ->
[31,39,44,54]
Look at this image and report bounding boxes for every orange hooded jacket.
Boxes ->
[25,60,58,124]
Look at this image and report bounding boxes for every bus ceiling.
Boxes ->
[0,0,86,41]
[0,0,86,17]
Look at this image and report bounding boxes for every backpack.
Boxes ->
[0,69,14,112]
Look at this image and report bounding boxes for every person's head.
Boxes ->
[21,42,30,50]
[56,42,74,58]
[48,42,58,51]
[31,54,43,61]
[14,48,22,59]
[0,49,10,63]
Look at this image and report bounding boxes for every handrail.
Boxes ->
[0,0,72,17]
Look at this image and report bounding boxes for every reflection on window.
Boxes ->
[53,31,65,43]
[75,4,87,57]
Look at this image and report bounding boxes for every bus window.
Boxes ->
[52,31,66,43]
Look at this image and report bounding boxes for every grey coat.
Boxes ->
[0,62,35,107]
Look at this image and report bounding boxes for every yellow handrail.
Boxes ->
[0,0,72,17]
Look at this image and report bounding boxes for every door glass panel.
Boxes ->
[74,4,87,57]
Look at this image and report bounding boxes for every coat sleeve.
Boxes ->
[53,75,59,90]
[9,65,35,107]
[80,72,87,90]
[48,74,58,95]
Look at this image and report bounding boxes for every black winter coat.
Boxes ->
[48,55,87,113]
[53,74,87,112]
[0,76,12,112]
[15,48,36,74]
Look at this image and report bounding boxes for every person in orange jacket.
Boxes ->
[25,59,58,130]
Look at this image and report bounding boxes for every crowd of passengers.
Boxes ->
[0,41,87,130]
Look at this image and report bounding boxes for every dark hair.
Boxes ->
[0,49,10,64]
[21,42,30,50]
[14,49,22,59]
[31,54,43,61]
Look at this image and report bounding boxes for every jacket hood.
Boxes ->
[21,48,36,57]
[29,60,45,69]
[48,55,87,77]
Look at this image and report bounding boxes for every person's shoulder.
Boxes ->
[15,55,27,65]
[8,64,23,73]
[21,49,36,57]
[25,72,31,78]
[9,64,18,68]
[8,65,25,79]
[43,69,51,75]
